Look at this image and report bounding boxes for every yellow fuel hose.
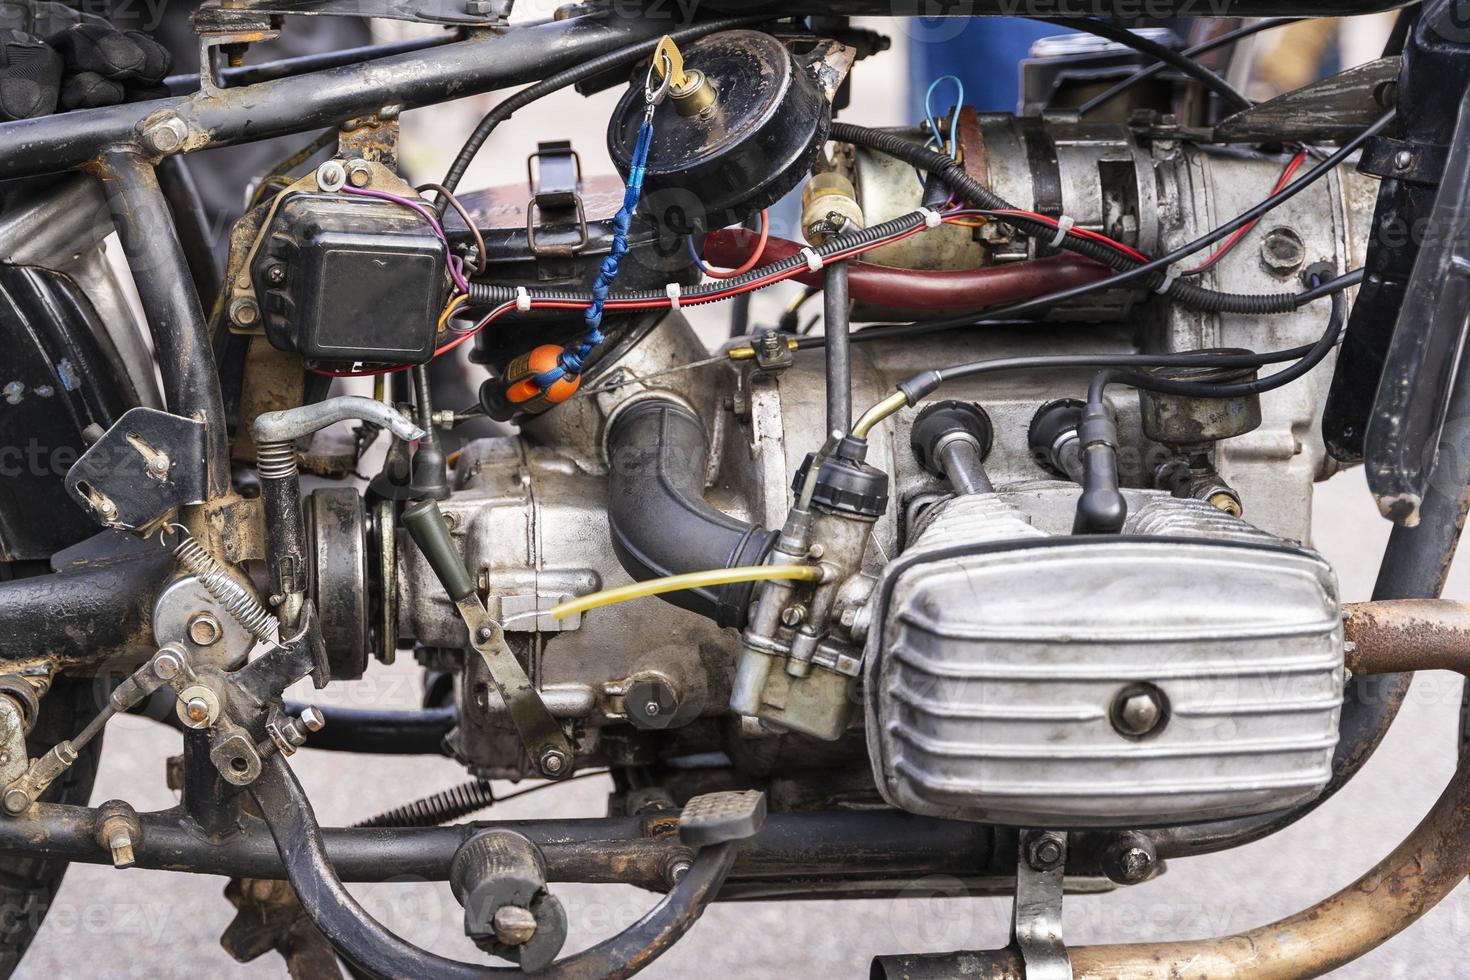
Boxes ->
[851,390,909,438]
[545,565,824,621]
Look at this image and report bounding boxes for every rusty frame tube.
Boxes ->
[1345,599,1470,675]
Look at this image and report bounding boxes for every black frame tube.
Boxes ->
[250,755,735,980]
[0,15,686,180]
[98,149,229,497]
[0,792,1004,890]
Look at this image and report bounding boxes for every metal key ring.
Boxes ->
[644,52,674,107]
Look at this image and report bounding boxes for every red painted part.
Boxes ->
[703,229,1114,312]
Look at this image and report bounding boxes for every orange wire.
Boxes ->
[700,210,770,279]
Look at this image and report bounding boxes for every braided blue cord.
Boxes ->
[534,119,654,388]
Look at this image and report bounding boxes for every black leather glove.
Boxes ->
[0,1,169,121]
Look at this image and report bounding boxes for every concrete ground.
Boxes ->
[18,15,1468,978]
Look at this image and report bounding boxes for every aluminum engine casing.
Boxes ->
[865,488,1344,828]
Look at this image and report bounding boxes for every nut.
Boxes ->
[187,612,223,647]
[491,905,537,946]
[538,748,568,776]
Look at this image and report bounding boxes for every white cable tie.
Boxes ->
[800,247,824,272]
[916,207,942,229]
[665,282,682,309]
[1049,215,1076,249]
[514,286,531,312]
[1155,266,1180,295]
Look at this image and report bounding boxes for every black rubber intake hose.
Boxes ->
[827,122,1302,316]
[606,399,774,629]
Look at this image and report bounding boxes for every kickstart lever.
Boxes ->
[402,500,574,778]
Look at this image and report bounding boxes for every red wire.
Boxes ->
[1185,151,1308,275]
[696,210,771,279]
[309,209,1116,379]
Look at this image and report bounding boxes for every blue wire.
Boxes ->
[924,75,965,160]
[686,235,716,275]
[914,74,965,188]
[533,118,654,388]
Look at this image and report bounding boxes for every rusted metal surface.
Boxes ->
[937,743,1470,980]
[1344,599,1470,675]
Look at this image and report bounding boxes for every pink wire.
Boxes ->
[340,184,469,293]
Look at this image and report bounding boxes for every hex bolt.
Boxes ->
[141,114,188,155]
[187,612,223,647]
[1260,226,1307,276]
[107,829,135,869]
[538,748,568,776]
[491,906,538,946]
[1111,684,1168,739]
[346,161,373,188]
[229,297,260,328]
[94,802,141,870]
[298,706,326,732]
[1025,832,1065,872]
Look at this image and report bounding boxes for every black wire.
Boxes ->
[1086,286,1347,404]
[437,16,764,206]
[1045,17,1253,113]
[881,269,1360,402]
[926,112,1391,329]
[1078,18,1301,117]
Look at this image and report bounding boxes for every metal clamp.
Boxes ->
[1013,831,1072,980]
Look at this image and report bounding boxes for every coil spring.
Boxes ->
[172,532,280,646]
[355,779,495,828]
[256,441,299,481]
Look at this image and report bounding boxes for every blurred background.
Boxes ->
[18,9,1470,978]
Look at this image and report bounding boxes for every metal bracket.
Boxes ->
[1013,831,1073,980]
[1360,134,1451,185]
[526,141,588,257]
[65,407,207,532]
